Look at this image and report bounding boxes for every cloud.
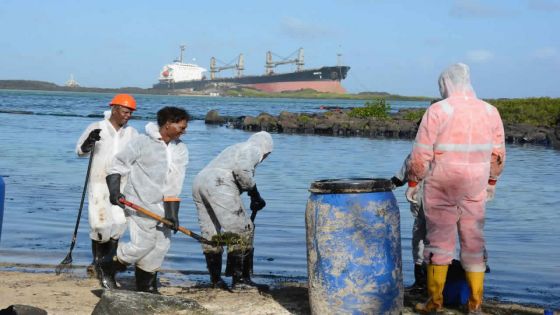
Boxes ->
[280,17,335,40]
[533,47,558,59]
[527,0,560,11]
[466,49,494,63]
[450,0,509,18]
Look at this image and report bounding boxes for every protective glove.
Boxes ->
[486,180,497,201]
[106,174,125,209]
[390,176,404,190]
[164,200,180,234]
[405,181,420,204]
[81,129,101,153]
[248,185,266,212]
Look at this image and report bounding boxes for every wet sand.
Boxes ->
[0,267,548,315]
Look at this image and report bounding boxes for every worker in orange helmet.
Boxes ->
[75,94,138,279]
[406,64,505,314]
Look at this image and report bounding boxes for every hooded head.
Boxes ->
[247,131,273,162]
[438,63,476,99]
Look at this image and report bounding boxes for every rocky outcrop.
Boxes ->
[206,109,560,150]
[0,305,47,315]
[92,290,210,315]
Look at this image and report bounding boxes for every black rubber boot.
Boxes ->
[135,266,159,294]
[204,252,228,289]
[406,263,427,293]
[88,240,110,279]
[232,250,268,291]
[87,240,101,278]
[99,239,127,289]
[225,252,235,277]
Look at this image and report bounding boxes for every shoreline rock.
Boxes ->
[205,109,560,150]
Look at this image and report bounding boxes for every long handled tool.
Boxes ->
[119,198,216,246]
[56,143,96,275]
[247,207,261,275]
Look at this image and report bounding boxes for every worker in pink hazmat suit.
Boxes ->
[406,63,506,314]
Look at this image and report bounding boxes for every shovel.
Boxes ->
[119,198,218,246]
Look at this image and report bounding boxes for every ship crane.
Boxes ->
[265,47,304,75]
[210,54,244,80]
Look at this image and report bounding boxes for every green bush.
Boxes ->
[403,109,426,122]
[298,114,311,124]
[348,99,392,120]
[488,97,560,127]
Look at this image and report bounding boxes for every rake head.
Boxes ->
[55,252,73,275]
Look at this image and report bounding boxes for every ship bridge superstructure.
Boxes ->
[158,45,207,84]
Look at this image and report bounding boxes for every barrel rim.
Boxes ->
[308,177,393,194]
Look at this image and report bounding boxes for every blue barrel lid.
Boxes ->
[309,178,393,194]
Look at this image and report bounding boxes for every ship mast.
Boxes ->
[265,48,304,75]
[179,45,185,63]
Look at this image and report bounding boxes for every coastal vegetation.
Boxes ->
[348,99,392,120]
[224,87,432,101]
[344,97,560,128]
[488,97,560,127]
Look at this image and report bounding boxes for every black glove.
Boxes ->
[106,174,125,209]
[81,129,101,153]
[390,176,404,189]
[248,186,266,212]
[164,200,180,234]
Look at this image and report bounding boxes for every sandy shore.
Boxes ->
[0,267,549,315]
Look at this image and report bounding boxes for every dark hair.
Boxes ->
[156,106,190,127]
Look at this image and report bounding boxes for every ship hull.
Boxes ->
[153,66,350,93]
[249,81,346,93]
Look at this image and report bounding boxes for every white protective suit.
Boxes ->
[394,154,426,266]
[192,131,273,253]
[108,122,188,272]
[76,111,138,242]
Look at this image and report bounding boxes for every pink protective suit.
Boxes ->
[408,63,506,272]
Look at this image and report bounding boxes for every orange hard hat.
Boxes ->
[109,94,136,110]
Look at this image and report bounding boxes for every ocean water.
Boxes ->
[0,90,558,309]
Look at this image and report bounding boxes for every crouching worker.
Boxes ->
[99,106,190,293]
[192,131,273,290]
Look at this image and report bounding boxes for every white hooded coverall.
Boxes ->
[192,131,273,254]
[395,154,426,266]
[409,63,506,272]
[76,111,138,243]
[108,122,188,272]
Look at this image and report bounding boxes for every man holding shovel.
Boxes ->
[75,94,138,278]
[192,131,273,290]
[99,106,189,293]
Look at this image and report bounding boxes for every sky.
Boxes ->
[1,0,559,98]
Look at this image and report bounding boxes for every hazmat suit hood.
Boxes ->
[438,63,476,99]
[247,131,273,162]
[145,122,162,141]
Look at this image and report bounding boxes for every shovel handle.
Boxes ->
[119,198,215,245]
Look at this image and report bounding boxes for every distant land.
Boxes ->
[0,80,433,101]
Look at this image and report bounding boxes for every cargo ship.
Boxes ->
[152,46,350,93]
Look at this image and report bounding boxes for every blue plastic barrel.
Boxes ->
[0,176,5,242]
[305,178,403,315]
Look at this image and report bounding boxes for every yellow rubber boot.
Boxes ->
[465,271,485,314]
[415,264,448,314]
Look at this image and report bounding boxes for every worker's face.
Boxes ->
[165,119,188,141]
[111,105,134,126]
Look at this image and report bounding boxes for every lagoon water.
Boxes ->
[0,90,559,309]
